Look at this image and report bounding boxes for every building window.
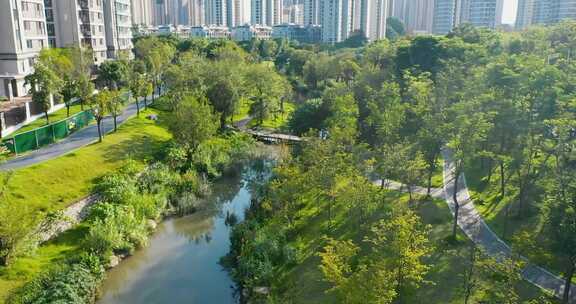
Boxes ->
[26,40,33,49]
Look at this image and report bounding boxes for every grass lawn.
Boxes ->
[7,103,85,137]
[0,108,171,302]
[0,225,88,302]
[463,160,568,278]
[3,108,171,215]
[247,102,295,131]
[232,98,251,124]
[271,189,554,303]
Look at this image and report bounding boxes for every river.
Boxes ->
[97,156,274,304]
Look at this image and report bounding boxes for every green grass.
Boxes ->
[4,108,171,214]
[270,189,553,303]
[7,103,85,137]
[0,109,171,303]
[463,160,566,277]
[232,98,252,124]
[0,225,88,302]
[248,102,295,130]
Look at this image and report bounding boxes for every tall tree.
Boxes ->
[447,101,493,240]
[90,89,113,142]
[24,63,63,124]
[168,95,218,153]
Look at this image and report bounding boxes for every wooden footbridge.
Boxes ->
[244,130,303,144]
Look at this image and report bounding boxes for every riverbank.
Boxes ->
[0,108,171,302]
[97,155,276,303]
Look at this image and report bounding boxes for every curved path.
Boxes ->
[0,95,158,171]
[441,148,575,302]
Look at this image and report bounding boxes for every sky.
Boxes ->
[502,0,518,24]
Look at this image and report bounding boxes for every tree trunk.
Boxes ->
[427,169,433,197]
[563,261,575,304]
[66,104,70,117]
[500,161,506,198]
[220,113,227,130]
[452,170,461,240]
[113,115,117,132]
[97,119,103,142]
[44,111,50,124]
[136,97,140,117]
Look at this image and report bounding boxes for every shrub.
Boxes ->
[178,169,211,198]
[94,173,137,204]
[8,254,104,304]
[84,204,148,256]
[138,162,179,195]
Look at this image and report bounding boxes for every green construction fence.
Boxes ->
[1,110,94,155]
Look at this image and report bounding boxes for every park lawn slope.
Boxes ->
[463,160,570,280]
[267,191,551,303]
[3,108,171,214]
[0,225,88,303]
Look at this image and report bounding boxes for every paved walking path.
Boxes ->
[441,148,575,302]
[0,95,158,171]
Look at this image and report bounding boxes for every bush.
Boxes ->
[94,173,137,204]
[178,169,211,198]
[84,204,148,256]
[8,254,104,304]
[137,162,179,195]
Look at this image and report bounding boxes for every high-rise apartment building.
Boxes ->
[517,0,576,29]
[0,0,49,99]
[44,0,108,63]
[433,0,457,33]
[189,0,206,25]
[266,0,283,25]
[206,0,227,25]
[303,0,322,25]
[321,0,352,43]
[284,2,304,24]
[432,0,502,34]
[103,0,133,59]
[227,0,250,27]
[251,0,282,25]
[360,0,388,40]
[132,0,154,25]
[392,0,434,34]
[456,0,503,28]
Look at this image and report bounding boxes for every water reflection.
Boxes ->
[97,156,275,304]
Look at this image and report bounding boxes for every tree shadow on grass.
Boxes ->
[101,133,170,164]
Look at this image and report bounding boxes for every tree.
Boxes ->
[25,63,63,124]
[61,77,79,117]
[545,117,576,304]
[319,210,431,303]
[447,101,493,240]
[204,61,243,129]
[105,89,123,132]
[386,17,406,40]
[168,95,218,153]
[319,238,396,304]
[245,64,290,125]
[366,210,432,300]
[97,60,128,89]
[77,74,95,111]
[90,89,113,142]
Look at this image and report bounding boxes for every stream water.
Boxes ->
[97,157,274,304]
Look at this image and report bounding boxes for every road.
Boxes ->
[0,95,156,171]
